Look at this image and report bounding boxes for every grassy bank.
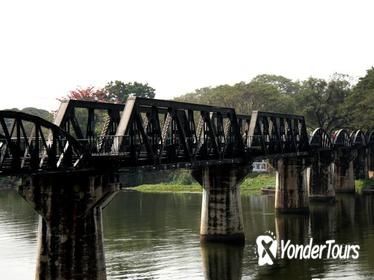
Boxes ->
[355,178,374,193]
[130,173,276,195]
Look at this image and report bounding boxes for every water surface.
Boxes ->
[0,189,373,279]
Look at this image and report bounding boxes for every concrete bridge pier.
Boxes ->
[368,147,374,178]
[192,164,251,245]
[308,152,335,202]
[272,158,310,214]
[354,147,368,179]
[18,172,120,280]
[333,160,355,193]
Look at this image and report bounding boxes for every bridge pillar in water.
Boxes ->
[368,147,374,178]
[18,172,120,280]
[333,160,355,193]
[273,158,309,214]
[353,147,368,179]
[308,152,335,202]
[192,164,251,245]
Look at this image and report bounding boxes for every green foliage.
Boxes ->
[176,72,359,132]
[355,178,374,193]
[347,68,374,129]
[21,107,53,122]
[131,173,275,195]
[60,81,156,104]
[0,177,20,189]
[252,74,300,95]
[241,173,276,189]
[295,74,352,131]
[131,183,201,193]
[5,107,53,136]
[175,74,297,115]
[168,170,195,185]
[104,81,156,103]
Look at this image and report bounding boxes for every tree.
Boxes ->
[295,74,352,132]
[251,74,300,95]
[61,86,107,102]
[348,68,374,129]
[175,76,296,115]
[104,81,156,103]
[60,82,156,104]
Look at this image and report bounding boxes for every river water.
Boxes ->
[0,189,373,279]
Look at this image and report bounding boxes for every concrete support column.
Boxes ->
[333,160,355,193]
[354,148,368,179]
[192,164,251,245]
[18,172,120,280]
[308,153,335,202]
[367,147,374,179]
[273,158,309,214]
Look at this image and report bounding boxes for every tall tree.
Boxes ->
[295,74,352,131]
[60,82,156,103]
[348,68,374,129]
[251,74,300,95]
[175,76,296,114]
[63,86,107,102]
[104,81,156,103]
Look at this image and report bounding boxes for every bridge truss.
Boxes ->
[0,97,373,175]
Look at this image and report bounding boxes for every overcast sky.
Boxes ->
[0,0,373,111]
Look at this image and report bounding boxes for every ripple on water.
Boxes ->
[0,193,39,280]
[0,190,374,279]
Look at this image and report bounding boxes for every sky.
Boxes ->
[0,0,373,111]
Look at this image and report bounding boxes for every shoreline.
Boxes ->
[2,175,373,195]
[130,173,276,195]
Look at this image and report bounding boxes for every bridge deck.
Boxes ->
[0,97,371,175]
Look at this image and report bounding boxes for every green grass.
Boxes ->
[131,183,202,193]
[355,178,374,193]
[241,173,275,195]
[130,173,276,195]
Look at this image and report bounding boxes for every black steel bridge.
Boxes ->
[1,97,371,174]
[0,97,373,280]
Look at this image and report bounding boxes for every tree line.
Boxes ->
[3,70,373,187]
[8,68,374,134]
[175,68,374,132]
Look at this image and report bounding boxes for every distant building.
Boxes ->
[252,160,269,172]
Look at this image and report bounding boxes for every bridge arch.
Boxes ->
[309,128,332,149]
[350,130,366,147]
[331,129,351,148]
[0,110,86,174]
[366,130,374,148]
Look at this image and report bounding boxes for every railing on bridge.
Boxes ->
[52,97,310,168]
[2,97,374,175]
[0,110,85,175]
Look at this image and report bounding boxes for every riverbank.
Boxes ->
[355,178,374,193]
[130,173,276,195]
[131,174,374,195]
[1,174,373,194]
[0,177,21,189]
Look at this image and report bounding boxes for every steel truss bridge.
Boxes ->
[0,97,373,175]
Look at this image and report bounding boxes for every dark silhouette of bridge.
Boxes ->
[0,97,373,280]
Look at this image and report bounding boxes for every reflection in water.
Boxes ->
[0,190,38,279]
[201,243,243,280]
[310,202,336,242]
[336,194,356,229]
[0,189,374,279]
[275,214,309,244]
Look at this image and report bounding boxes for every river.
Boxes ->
[0,189,373,279]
